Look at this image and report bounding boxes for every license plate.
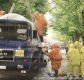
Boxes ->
[15,50,24,57]
[0,66,6,69]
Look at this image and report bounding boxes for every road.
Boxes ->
[0,68,59,80]
[0,68,82,80]
[0,70,38,80]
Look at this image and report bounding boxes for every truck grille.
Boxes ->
[0,50,14,61]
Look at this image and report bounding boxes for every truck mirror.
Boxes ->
[33,30,37,39]
[0,28,2,32]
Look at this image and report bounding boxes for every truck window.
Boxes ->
[17,28,27,40]
[0,21,28,40]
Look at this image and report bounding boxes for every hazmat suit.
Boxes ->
[67,42,80,76]
[48,44,62,77]
[80,46,84,76]
[74,41,81,50]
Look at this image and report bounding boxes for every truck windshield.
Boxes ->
[0,21,28,40]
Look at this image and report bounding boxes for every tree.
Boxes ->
[0,0,49,20]
[51,0,84,42]
[0,0,12,12]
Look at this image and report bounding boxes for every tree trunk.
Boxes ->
[72,32,80,42]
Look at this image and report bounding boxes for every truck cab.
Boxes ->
[0,13,43,72]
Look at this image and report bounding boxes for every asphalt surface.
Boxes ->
[0,69,82,80]
[0,70,38,80]
[0,68,58,80]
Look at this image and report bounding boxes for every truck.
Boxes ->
[0,13,43,73]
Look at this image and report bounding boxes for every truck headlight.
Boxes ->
[15,49,24,57]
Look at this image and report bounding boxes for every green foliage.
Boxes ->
[13,1,31,19]
[51,0,84,41]
[0,0,12,13]
[29,0,49,13]
[53,31,70,41]
[0,0,49,20]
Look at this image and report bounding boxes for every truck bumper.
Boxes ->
[0,62,29,70]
